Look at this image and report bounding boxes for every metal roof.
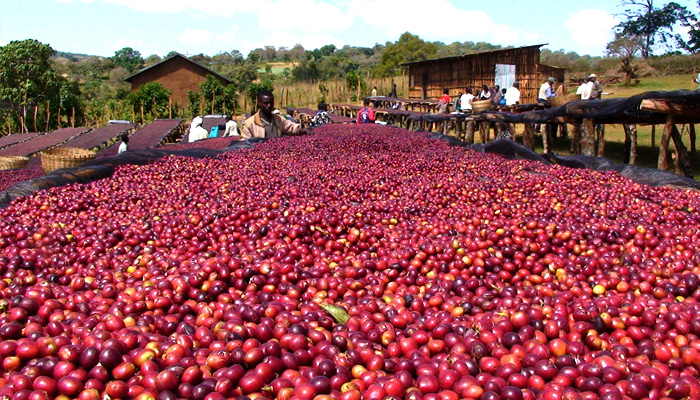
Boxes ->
[401,44,549,66]
[124,53,232,84]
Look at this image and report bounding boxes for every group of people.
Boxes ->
[575,74,603,100]
[438,82,523,114]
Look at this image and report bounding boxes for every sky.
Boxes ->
[1,0,698,59]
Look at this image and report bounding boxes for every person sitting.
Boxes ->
[459,87,474,113]
[224,115,239,137]
[478,84,491,100]
[437,88,451,114]
[492,85,503,105]
[357,99,376,124]
[241,90,306,139]
[285,108,297,123]
[453,91,463,112]
[499,88,507,106]
[118,135,129,154]
[311,103,332,127]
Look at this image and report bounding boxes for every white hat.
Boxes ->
[589,74,597,78]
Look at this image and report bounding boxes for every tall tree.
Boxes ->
[606,33,643,85]
[615,0,690,58]
[374,33,438,77]
[112,47,144,73]
[676,1,700,52]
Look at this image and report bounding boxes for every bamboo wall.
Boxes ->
[406,46,565,104]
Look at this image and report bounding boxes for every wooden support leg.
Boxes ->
[523,123,535,150]
[571,122,581,155]
[455,119,463,140]
[623,124,632,164]
[559,123,568,138]
[651,125,656,149]
[596,124,605,157]
[690,124,696,154]
[581,118,596,156]
[465,120,475,144]
[670,123,693,178]
[543,124,554,153]
[479,122,488,143]
[657,116,674,171]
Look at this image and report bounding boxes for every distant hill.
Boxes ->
[54,51,100,61]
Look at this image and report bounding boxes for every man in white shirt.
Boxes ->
[117,135,128,154]
[538,77,556,102]
[224,116,239,137]
[577,77,592,100]
[459,87,475,112]
[504,82,521,106]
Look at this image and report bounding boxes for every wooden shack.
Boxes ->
[125,54,232,108]
[403,44,565,104]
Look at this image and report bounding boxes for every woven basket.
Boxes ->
[41,147,96,173]
[472,99,493,112]
[549,94,580,107]
[0,156,29,171]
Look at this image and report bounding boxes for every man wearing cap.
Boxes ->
[589,74,603,100]
[538,77,556,103]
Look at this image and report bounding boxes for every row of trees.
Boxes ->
[4,1,700,132]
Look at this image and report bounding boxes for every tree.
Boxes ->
[125,82,171,122]
[199,75,226,115]
[615,0,690,58]
[112,47,144,73]
[374,33,438,77]
[606,33,643,85]
[677,1,700,52]
[0,39,64,132]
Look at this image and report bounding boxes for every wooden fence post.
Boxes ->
[657,115,674,171]
[479,122,488,143]
[581,118,595,156]
[651,125,656,148]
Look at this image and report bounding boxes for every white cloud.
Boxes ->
[73,0,256,17]
[564,10,618,50]
[179,29,213,46]
[258,0,353,33]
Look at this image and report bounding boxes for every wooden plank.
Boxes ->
[640,98,700,118]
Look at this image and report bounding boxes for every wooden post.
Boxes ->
[657,115,674,171]
[543,124,554,153]
[670,123,693,178]
[71,107,75,128]
[623,124,638,164]
[33,106,38,133]
[57,107,61,128]
[523,123,535,150]
[581,118,595,156]
[651,125,656,148]
[596,124,605,157]
[690,124,696,154]
[46,101,50,133]
[169,98,172,119]
[465,120,475,144]
[479,122,488,143]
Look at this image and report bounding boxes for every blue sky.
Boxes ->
[2,0,698,58]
